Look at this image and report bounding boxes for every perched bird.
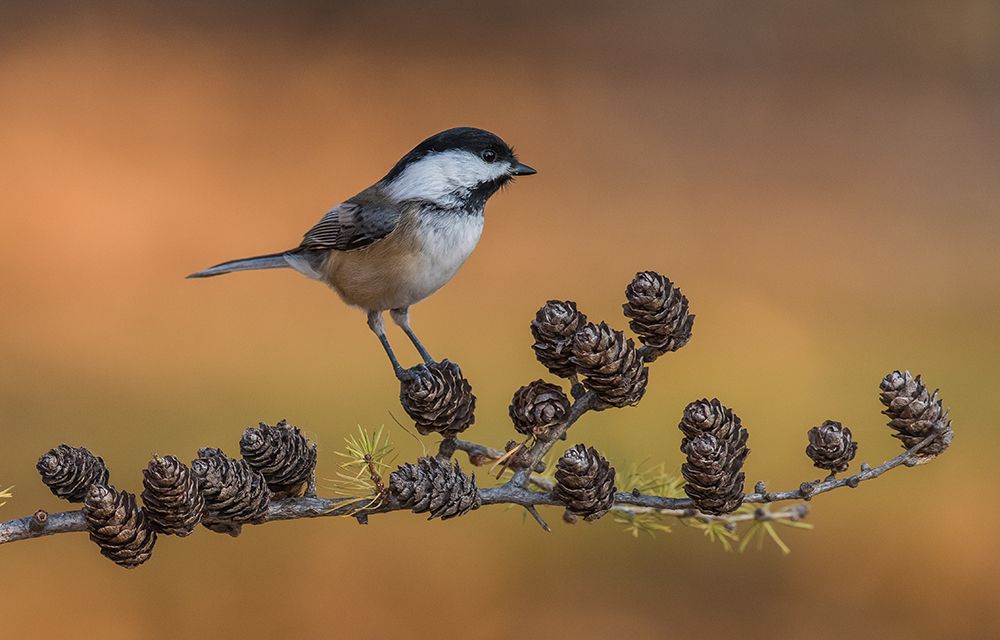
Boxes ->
[188,127,536,378]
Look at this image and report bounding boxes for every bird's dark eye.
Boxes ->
[481,149,497,163]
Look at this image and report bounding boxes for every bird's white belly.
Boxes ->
[321,211,484,311]
[405,213,484,302]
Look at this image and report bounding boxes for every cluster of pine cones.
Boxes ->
[800,370,953,474]
[393,271,695,521]
[543,367,953,520]
[29,270,956,565]
[396,271,695,441]
[532,271,695,408]
[36,420,316,568]
[679,399,750,515]
[393,270,954,523]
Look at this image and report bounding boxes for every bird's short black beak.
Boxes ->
[510,162,537,176]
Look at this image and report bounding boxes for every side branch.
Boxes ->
[744,429,944,503]
[508,391,598,486]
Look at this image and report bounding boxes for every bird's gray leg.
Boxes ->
[367,310,412,380]
[390,307,434,364]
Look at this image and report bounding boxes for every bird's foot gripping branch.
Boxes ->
[0,271,954,566]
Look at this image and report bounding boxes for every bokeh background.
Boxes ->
[2,1,998,637]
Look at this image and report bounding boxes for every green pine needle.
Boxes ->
[325,426,396,498]
[611,460,811,553]
[614,512,674,538]
[738,520,794,554]
[763,522,791,555]
[617,460,685,498]
[698,520,739,552]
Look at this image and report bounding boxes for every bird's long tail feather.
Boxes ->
[186,251,292,278]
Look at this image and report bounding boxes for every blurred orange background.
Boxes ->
[2,2,998,638]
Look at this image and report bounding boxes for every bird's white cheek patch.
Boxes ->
[385,150,510,205]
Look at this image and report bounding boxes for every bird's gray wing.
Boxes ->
[299,195,401,252]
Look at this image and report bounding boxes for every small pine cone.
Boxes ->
[531,300,588,377]
[570,322,648,408]
[678,399,749,457]
[36,445,110,503]
[623,271,694,358]
[191,450,271,534]
[681,434,746,515]
[508,380,570,440]
[83,484,157,568]
[240,420,317,498]
[805,421,858,473]
[389,457,481,519]
[879,370,953,460]
[141,455,204,536]
[399,360,476,437]
[553,444,616,521]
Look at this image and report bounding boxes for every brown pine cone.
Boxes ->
[805,421,858,473]
[191,450,271,535]
[623,271,694,359]
[36,445,110,503]
[530,300,588,377]
[83,484,157,568]
[389,457,481,519]
[879,370,953,460]
[570,322,648,408]
[681,434,745,515]
[508,380,570,440]
[399,360,476,437]
[554,444,616,521]
[141,455,204,536]
[677,398,749,514]
[678,398,749,459]
[240,420,317,498]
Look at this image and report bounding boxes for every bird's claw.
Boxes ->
[395,366,423,383]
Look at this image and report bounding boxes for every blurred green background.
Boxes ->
[1,1,998,637]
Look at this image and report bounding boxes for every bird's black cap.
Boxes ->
[383,127,531,182]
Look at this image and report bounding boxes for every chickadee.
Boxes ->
[188,127,536,378]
